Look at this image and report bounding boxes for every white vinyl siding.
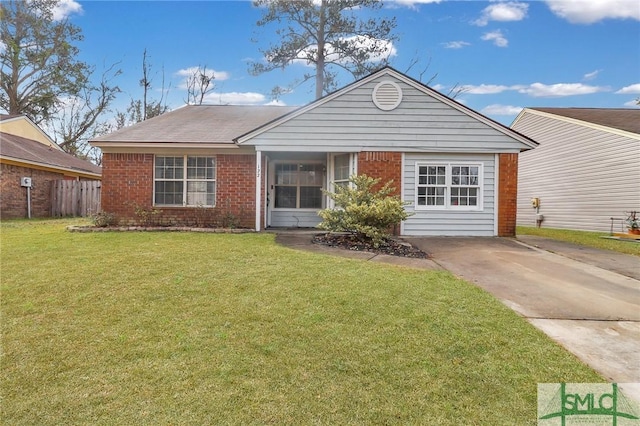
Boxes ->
[404,154,495,236]
[513,111,640,232]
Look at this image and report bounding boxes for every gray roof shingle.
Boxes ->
[91,105,297,144]
[1,132,102,175]
[531,107,640,135]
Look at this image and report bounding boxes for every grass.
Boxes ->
[517,226,640,257]
[1,219,603,425]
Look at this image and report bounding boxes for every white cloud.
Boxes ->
[545,0,640,24]
[461,84,511,94]
[481,104,523,116]
[202,91,266,105]
[442,41,471,49]
[293,35,397,66]
[454,81,608,98]
[474,2,528,26]
[623,99,640,107]
[264,99,287,106]
[481,30,508,47]
[175,67,230,90]
[176,67,229,81]
[52,0,83,21]
[517,82,607,97]
[583,70,601,81]
[615,83,640,94]
[390,0,442,10]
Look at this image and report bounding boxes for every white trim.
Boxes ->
[512,108,640,141]
[400,153,406,236]
[255,150,262,231]
[493,154,499,236]
[91,142,239,149]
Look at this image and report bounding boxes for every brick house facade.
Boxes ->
[91,68,536,236]
[1,115,102,219]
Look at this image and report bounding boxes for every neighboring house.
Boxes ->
[511,107,640,232]
[91,67,537,236]
[0,115,102,219]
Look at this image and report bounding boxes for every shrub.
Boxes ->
[318,174,412,247]
[90,211,116,228]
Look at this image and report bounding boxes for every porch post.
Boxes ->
[255,150,262,232]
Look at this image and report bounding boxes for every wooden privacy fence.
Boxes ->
[51,180,101,217]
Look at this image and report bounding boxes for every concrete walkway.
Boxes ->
[274,231,640,402]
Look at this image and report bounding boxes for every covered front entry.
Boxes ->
[264,152,357,228]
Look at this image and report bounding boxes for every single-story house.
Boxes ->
[1,115,102,219]
[511,107,640,232]
[90,67,537,236]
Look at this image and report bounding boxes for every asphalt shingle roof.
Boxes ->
[531,107,640,135]
[91,105,298,144]
[1,132,102,175]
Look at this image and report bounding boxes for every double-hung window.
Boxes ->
[416,163,482,210]
[154,156,216,207]
[274,163,324,209]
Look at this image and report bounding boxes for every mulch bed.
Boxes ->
[312,233,428,259]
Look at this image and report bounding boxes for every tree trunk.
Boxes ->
[315,0,327,99]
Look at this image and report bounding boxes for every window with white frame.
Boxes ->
[416,163,481,209]
[333,154,351,189]
[154,156,216,207]
[274,163,324,209]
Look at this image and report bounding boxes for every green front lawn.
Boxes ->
[517,226,640,257]
[2,219,602,425]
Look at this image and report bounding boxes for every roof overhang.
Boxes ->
[90,142,240,150]
[0,156,102,179]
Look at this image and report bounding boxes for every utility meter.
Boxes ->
[20,177,32,188]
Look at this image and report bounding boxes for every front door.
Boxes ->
[267,160,326,228]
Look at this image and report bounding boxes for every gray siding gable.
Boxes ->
[237,68,536,153]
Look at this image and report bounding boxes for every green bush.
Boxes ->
[318,174,412,247]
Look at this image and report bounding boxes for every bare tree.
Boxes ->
[46,63,121,162]
[111,49,170,130]
[184,65,216,105]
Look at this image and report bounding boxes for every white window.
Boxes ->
[333,154,351,189]
[154,156,216,207]
[274,163,324,209]
[416,163,482,210]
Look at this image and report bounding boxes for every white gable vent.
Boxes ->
[372,80,402,111]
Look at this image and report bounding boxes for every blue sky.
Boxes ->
[58,0,640,126]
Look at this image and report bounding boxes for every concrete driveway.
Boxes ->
[406,236,640,401]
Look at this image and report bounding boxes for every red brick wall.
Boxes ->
[357,152,402,195]
[358,151,403,234]
[1,163,65,219]
[101,153,154,217]
[497,153,518,237]
[101,153,256,228]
